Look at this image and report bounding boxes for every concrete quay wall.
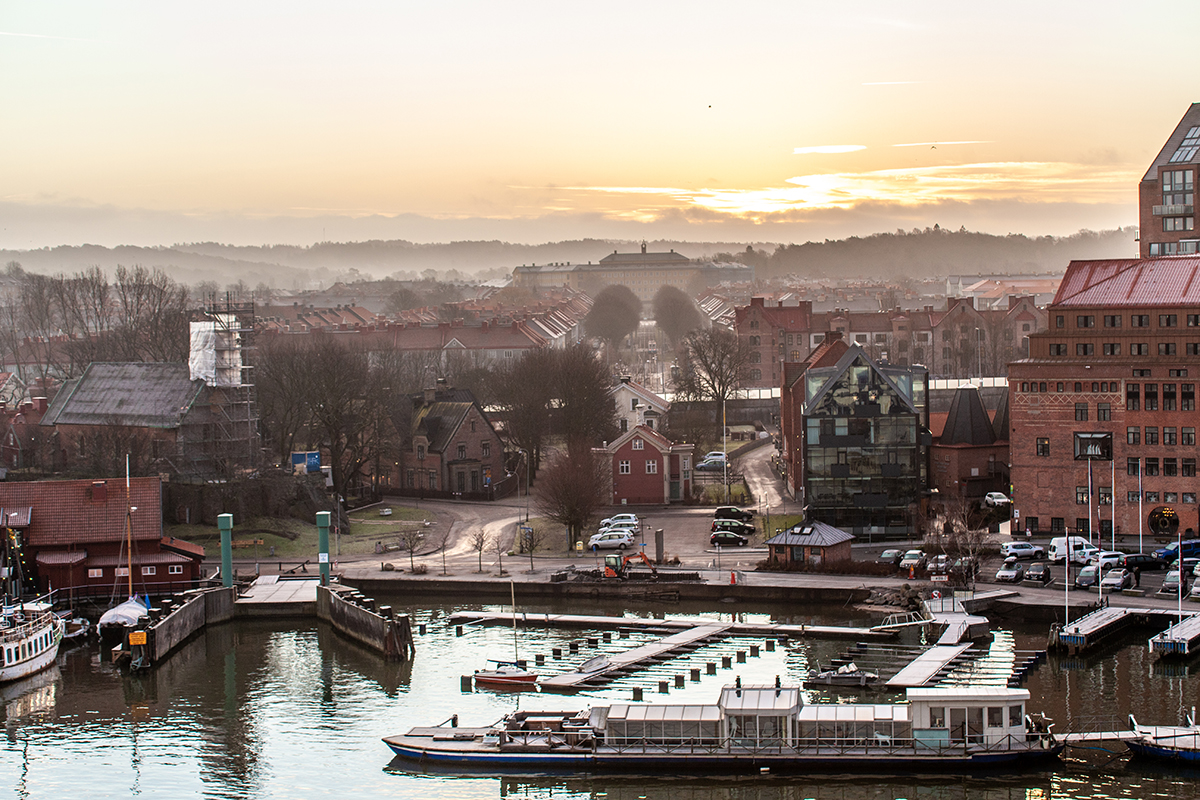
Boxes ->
[317,585,415,660]
[149,586,236,662]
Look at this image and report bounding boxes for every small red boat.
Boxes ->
[474,660,538,689]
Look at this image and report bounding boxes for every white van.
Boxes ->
[1049,536,1098,564]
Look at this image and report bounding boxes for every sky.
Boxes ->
[2,1,1198,250]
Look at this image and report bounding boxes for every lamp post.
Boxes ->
[417,446,425,509]
[722,396,729,504]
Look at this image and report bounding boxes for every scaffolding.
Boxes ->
[187,297,260,478]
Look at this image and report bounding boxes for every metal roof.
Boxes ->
[765,520,854,548]
[41,362,204,428]
[1052,257,1200,307]
[940,385,996,446]
[718,685,801,713]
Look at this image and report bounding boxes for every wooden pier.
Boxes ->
[885,644,973,688]
[1149,612,1200,657]
[538,623,731,691]
[235,575,320,615]
[1051,605,1198,654]
[447,611,895,641]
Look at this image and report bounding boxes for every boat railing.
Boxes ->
[0,610,57,644]
[597,731,1055,757]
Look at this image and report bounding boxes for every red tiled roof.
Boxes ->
[36,550,87,565]
[1052,257,1200,307]
[0,477,162,547]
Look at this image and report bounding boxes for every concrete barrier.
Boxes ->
[317,585,414,661]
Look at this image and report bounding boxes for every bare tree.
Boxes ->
[400,526,425,573]
[433,526,453,575]
[675,328,753,406]
[552,343,619,457]
[524,525,547,573]
[493,530,508,576]
[535,450,611,548]
[469,528,490,573]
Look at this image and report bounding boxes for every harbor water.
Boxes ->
[2,596,1199,799]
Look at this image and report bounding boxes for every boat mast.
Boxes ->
[126,455,133,597]
[511,581,519,665]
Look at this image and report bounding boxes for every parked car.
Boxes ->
[1049,536,1098,564]
[1123,552,1169,571]
[1153,538,1200,564]
[587,530,636,550]
[694,459,726,472]
[712,519,755,537]
[704,451,728,462]
[995,557,1025,583]
[951,557,980,579]
[1074,564,1099,590]
[876,548,905,567]
[1091,551,1125,572]
[1160,569,1189,596]
[600,513,639,528]
[1100,568,1134,591]
[984,492,1011,507]
[710,530,749,547]
[714,506,754,522]
[927,554,951,575]
[898,549,926,571]
[1001,541,1045,560]
[1025,562,1053,585]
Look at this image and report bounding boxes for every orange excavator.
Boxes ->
[603,552,659,579]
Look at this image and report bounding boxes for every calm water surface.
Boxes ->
[2,597,1199,799]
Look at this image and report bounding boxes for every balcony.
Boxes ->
[1152,204,1194,216]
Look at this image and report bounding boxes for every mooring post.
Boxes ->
[317,511,331,584]
[218,513,233,588]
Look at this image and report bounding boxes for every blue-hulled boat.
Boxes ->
[1127,714,1200,764]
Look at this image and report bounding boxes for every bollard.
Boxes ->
[722,656,732,669]
[461,675,473,692]
[737,651,746,663]
[750,645,759,657]
[603,631,612,642]
[707,662,717,675]
[658,681,669,693]
[691,668,701,682]
[569,641,579,653]
[675,674,685,688]
[766,640,775,651]
[632,687,643,701]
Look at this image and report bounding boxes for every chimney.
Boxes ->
[424,387,437,403]
[824,330,844,343]
[620,376,631,384]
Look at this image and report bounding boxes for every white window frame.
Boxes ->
[619,460,630,475]
[88,568,103,579]
[632,438,644,450]
[169,564,183,575]
[142,566,156,576]
[646,460,658,474]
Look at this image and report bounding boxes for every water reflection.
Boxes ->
[0,601,1199,798]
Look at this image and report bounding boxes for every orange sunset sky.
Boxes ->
[2,1,1197,249]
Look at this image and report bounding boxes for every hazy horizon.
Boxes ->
[3,2,1196,251]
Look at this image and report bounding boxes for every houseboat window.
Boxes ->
[928,707,945,727]
[143,566,156,576]
[988,707,1003,727]
[169,565,183,575]
[1010,705,1023,726]
[88,568,103,578]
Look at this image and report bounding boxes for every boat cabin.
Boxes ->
[596,684,1032,750]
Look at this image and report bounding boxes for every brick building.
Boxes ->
[929,384,1009,501]
[1009,256,1200,541]
[735,296,1044,388]
[1140,103,1199,258]
[600,425,694,506]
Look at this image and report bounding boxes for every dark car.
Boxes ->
[876,548,904,567]
[712,519,755,536]
[1122,552,1168,571]
[714,506,755,522]
[710,530,750,547]
[1025,562,1053,584]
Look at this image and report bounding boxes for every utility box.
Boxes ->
[655,528,664,564]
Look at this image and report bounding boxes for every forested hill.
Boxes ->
[717,226,1139,281]
[1,227,1136,288]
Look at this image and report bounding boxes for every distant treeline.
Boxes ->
[1,227,1137,289]
[716,226,1139,281]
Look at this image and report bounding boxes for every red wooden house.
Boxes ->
[600,426,694,506]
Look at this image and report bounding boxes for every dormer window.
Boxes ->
[632,438,644,450]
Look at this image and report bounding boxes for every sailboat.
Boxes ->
[473,582,538,690]
[98,458,148,647]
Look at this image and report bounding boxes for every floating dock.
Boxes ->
[1051,606,1194,654]
[538,623,731,691]
[448,611,895,641]
[885,644,973,688]
[1149,612,1200,656]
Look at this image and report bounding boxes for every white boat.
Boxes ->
[1127,713,1200,764]
[384,683,1063,771]
[805,662,880,687]
[0,602,65,684]
[98,595,149,645]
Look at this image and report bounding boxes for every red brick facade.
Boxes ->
[603,426,694,506]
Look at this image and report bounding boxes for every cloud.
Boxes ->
[793,145,867,155]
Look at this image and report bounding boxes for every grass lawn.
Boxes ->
[164,503,443,561]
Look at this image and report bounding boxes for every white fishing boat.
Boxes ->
[0,601,65,684]
[384,682,1062,772]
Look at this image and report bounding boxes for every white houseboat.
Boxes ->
[384,683,1061,772]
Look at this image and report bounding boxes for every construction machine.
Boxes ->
[603,551,659,579]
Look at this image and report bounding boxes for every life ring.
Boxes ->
[931,590,941,600]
